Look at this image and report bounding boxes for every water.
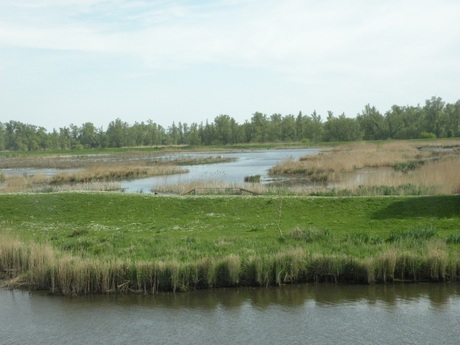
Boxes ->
[121,148,319,193]
[0,148,318,194]
[1,283,459,345]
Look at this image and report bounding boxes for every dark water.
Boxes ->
[1,283,459,345]
[121,148,319,193]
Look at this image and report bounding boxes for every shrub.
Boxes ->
[420,131,437,139]
[244,175,261,183]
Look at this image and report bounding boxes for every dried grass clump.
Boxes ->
[50,164,187,185]
[269,140,460,195]
[0,174,48,193]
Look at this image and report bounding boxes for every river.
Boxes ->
[1,283,459,345]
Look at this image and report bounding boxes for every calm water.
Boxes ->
[0,149,318,193]
[121,148,319,193]
[1,283,459,345]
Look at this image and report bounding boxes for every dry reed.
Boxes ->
[50,164,187,184]
[0,174,48,193]
[269,140,460,195]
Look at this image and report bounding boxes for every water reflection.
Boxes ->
[21,282,459,310]
[1,283,459,345]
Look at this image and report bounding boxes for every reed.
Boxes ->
[0,174,48,193]
[215,254,241,287]
[270,140,460,195]
[2,236,459,295]
[244,256,274,286]
[50,164,187,184]
[273,248,307,284]
[372,250,397,282]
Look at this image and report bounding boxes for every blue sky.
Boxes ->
[1,0,459,131]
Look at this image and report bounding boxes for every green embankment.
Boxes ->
[1,193,459,294]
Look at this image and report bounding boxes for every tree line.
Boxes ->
[1,96,459,151]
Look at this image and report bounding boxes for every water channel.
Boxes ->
[1,283,459,345]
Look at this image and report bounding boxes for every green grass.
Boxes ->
[0,193,459,293]
[1,193,459,258]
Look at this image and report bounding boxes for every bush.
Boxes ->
[244,175,261,183]
[420,131,437,139]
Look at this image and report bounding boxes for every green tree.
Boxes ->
[297,111,324,143]
[186,123,202,145]
[281,114,297,141]
[324,113,363,142]
[48,129,60,150]
[385,105,421,139]
[79,122,99,148]
[251,112,269,142]
[213,115,234,144]
[0,123,5,150]
[106,118,129,148]
[268,114,283,142]
[357,104,388,140]
[423,96,445,137]
[5,121,27,151]
[443,101,460,137]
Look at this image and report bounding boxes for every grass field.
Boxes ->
[1,193,459,294]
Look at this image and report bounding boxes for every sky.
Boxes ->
[1,0,459,131]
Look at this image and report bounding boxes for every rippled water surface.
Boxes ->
[1,283,459,345]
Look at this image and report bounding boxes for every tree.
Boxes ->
[281,114,297,141]
[443,101,460,137]
[213,115,234,145]
[357,104,388,140]
[79,122,99,148]
[385,105,421,139]
[297,111,324,143]
[251,112,269,142]
[423,96,445,137]
[48,129,60,150]
[268,114,283,142]
[324,113,363,142]
[186,123,202,145]
[106,118,129,148]
[0,123,5,151]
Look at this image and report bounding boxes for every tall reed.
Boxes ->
[1,235,459,295]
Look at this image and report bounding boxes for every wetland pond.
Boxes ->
[120,148,319,193]
[1,283,459,345]
[0,148,319,194]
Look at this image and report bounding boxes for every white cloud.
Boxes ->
[0,0,459,128]
[2,0,459,70]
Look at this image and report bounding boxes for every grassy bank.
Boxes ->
[1,193,459,294]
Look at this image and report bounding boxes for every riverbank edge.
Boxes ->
[1,192,459,295]
[1,239,459,295]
